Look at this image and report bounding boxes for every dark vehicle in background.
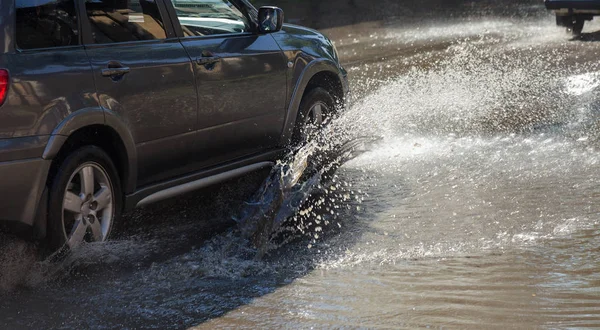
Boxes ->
[545,0,600,35]
[0,0,347,251]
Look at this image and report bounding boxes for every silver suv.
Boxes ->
[0,0,348,251]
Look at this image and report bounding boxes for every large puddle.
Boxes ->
[3,11,600,329]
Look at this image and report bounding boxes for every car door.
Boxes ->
[80,0,198,187]
[164,0,288,169]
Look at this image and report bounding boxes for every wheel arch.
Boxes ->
[280,59,347,146]
[42,108,137,195]
[304,71,345,108]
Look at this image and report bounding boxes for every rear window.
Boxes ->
[16,0,80,50]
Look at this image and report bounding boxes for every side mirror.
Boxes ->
[258,6,284,33]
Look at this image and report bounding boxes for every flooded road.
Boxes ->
[3,5,600,329]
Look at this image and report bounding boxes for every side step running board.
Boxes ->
[136,162,274,207]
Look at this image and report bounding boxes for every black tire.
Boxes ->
[565,17,585,36]
[291,87,336,147]
[47,145,122,252]
[572,19,584,36]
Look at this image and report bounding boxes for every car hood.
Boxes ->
[273,23,340,63]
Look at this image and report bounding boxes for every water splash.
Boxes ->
[235,134,381,259]
[0,235,38,291]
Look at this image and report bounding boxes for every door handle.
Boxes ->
[196,56,221,66]
[101,67,130,78]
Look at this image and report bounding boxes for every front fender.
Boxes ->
[280,58,345,146]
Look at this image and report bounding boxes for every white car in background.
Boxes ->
[545,0,600,35]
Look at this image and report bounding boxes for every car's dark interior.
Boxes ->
[84,0,167,43]
[16,0,79,49]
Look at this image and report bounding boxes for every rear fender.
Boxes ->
[42,107,138,194]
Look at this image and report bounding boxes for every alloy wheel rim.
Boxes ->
[62,162,114,248]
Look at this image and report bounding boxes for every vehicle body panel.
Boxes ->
[271,24,349,145]
[545,0,600,10]
[0,0,98,230]
[178,33,288,168]
[546,0,600,16]
[40,107,139,194]
[125,149,282,210]
[85,39,199,187]
[0,49,98,139]
[0,135,48,162]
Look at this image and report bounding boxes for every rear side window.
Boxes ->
[16,0,80,50]
[84,0,168,44]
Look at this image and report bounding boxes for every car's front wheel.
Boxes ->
[292,87,336,147]
[47,146,122,251]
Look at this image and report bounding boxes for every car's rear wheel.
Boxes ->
[292,87,335,146]
[47,146,121,252]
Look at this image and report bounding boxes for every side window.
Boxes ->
[168,0,250,37]
[84,0,167,44]
[16,0,80,50]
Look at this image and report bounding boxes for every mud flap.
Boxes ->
[32,187,48,240]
